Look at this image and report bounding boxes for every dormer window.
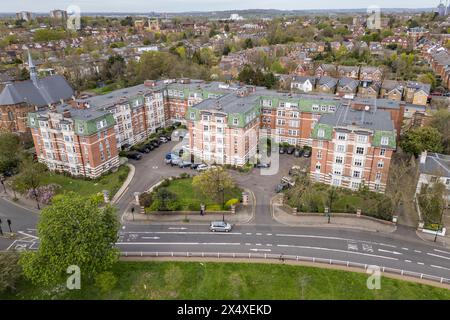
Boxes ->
[381,136,389,145]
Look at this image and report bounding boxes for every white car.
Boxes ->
[196,164,209,171]
[209,221,233,232]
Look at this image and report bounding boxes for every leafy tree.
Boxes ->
[192,167,235,208]
[400,127,443,156]
[430,109,450,154]
[0,252,22,293]
[224,24,230,32]
[11,160,47,209]
[0,133,21,175]
[418,182,446,226]
[20,193,119,286]
[154,187,177,211]
[102,55,126,82]
[120,16,133,27]
[243,38,254,49]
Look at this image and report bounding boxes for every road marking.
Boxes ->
[18,231,38,240]
[123,231,242,235]
[246,233,252,235]
[362,243,373,253]
[404,260,412,263]
[245,243,251,246]
[256,233,262,235]
[117,242,241,246]
[427,253,450,261]
[377,249,403,255]
[417,262,424,265]
[275,234,396,248]
[142,237,161,240]
[347,243,358,251]
[430,265,450,271]
[433,249,450,255]
[168,227,187,230]
[266,244,273,247]
[266,233,272,236]
[277,244,399,261]
[414,250,422,253]
[256,243,262,246]
[250,248,271,252]
[401,247,409,251]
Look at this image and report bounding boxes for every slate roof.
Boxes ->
[0,75,74,107]
[420,153,450,178]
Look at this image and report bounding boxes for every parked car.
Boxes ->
[294,148,303,157]
[279,146,286,154]
[136,145,151,153]
[126,151,142,160]
[209,221,233,232]
[150,140,160,148]
[190,163,202,170]
[287,146,295,154]
[303,149,311,158]
[256,162,271,168]
[159,136,168,143]
[178,160,192,168]
[275,183,289,193]
[163,134,172,141]
[196,164,210,171]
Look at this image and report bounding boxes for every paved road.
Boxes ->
[117,223,450,280]
[1,141,449,282]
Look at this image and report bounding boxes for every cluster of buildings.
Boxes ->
[0,53,404,194]
[288,64,430,106]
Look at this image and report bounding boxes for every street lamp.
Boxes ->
[219,187,225,222]
[131,207,135,221]
[6,219,12,233]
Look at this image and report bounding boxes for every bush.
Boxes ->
[118,171,129,182]
[139,192,153,207]
[95,271,118,294]
[179,172,190,179]
[225,198,239,209]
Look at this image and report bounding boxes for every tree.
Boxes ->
[430,109,450,154]
[418,182,446,226]
[20,193,119,286]
[326,187,339,214]
[0,251,22,293]
[154,187,177,211]
[0,133,21,175]
[243,38,254,49]
[12,160,47,209]
[192,167,235,209]
[400,127,443,157]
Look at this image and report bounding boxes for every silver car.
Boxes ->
[209,221,232,232]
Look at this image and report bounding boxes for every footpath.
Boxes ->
[271,194,397,233]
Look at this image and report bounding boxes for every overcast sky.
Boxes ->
[1,0,437,12]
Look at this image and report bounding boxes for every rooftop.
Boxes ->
[420,152,450,178]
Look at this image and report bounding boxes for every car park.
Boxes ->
[209,221,233,232]
[126,151,142,160]
[287,146,295,154]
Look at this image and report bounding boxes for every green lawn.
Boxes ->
[2,261,449,300]
[41,165,130,198]
[160,177,242,211]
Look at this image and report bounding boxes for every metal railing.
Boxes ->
[120,251,450,285]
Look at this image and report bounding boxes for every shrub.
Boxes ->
[95,271,118,294]
[179,172,190,179]
[139,192,153,207]
[225,198,239,209]
[160,179,170,187]
[118,171,128,182]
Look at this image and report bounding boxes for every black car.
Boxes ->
[150,140,160,148]
[303,149,311,158]
[287,146,295,154]
[256,162,271,168]
[145,143,155,151]
[279,146,286,154]
[190,163,202,170]
[294,148,303,157]
[136,145,151,153]
[163,134,172,141]
[126,152,142,160]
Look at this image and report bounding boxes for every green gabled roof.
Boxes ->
[311,123,333,140]
[373,130,396,149]
[259,95,338,113]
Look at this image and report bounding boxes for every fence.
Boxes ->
[120,251,450,285]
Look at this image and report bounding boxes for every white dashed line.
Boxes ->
[427,253,450,261]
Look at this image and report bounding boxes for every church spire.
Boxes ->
[28,49,38,86]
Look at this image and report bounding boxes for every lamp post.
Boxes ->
[131,207,135,221]
[7,219,12,233]
[219,187,225,222]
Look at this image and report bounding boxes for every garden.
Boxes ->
[284,177,394,221]
[140,171,243,213]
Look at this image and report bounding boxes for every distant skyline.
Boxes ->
[1,0,437,13]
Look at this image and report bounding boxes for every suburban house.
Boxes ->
[359,67,383,82]
[290,76,316,93]
[337,77,359,97]
[358,81,381,99]
[405,81,431,106]
[416,151,450,202]
[317,76,338,94]
[337,66,360,79]
[315,64,337,78]
[381,80,404,101]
